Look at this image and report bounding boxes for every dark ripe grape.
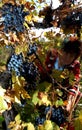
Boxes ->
[1,3,29,33]
[27,43,37,56]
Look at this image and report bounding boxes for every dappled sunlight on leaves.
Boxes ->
[0,0,82,130]
[12,76,30,102]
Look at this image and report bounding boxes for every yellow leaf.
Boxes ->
[0,96,8,113]
[43,120,53,130]
[12,76,25,87]
[24,22,29,29]
[15,114,21,122]
[15,43,28,55]
[39,94,51,106]
[38,125,44,130]
[0,86,6,96]
[22,123,28,127]
[14,83,30,100]
[16,76,23,86]
[60,74,65,79]
[2,0,15,4]
[19,0,26,4]
[15,96,21,104]
[27,122,35,130]
[12,75,30,101]
[8,121,15,129]
[0,2,3,7]
[12,75,16,83]
[25,14,32,22]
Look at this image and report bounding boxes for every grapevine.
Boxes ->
[0,0,82,130]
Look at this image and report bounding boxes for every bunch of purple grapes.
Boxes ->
[51,106,66,126]
[35,105,66,126]
[7,52,39,86]
[21,61,39,84]
[7,53,24,76]
[1,3,29,33]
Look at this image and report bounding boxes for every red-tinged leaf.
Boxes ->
[25,2,31,9]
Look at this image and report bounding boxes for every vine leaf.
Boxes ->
[8,114,22,130]
[55,98,64,107]
[38,81,52,92]
[32,90,51,106]
[15,43,28,55]
[74,118,82,130]
[27,122,35,130]
[15,114,21,122]
[43,120,60,130]
[0,86,9,113]
[2,0,15,4]
[39,93,51,106]
[0,2,3,7]
[43,120,53,130]
[78,110,82,124]
[0,96,8,113]
[32,91,39,105]
[12,76,30,102]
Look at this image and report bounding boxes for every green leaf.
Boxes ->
[0,116,4,122]
[32,91,39,105]
[38,82,52,92]
[55,99,63,107]
[52,122,60,130]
